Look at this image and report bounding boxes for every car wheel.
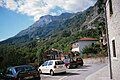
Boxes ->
[77,65,80,68]
[75,65,78,68]
[39,69,42,74]
[80,63,83,66]
[63,71,66,74]
[50,70,54,76]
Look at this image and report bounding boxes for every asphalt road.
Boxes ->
[40,62,107,80]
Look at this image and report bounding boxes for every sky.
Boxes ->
[0,0,96,41]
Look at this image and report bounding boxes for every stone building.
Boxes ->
[105,0,120,79]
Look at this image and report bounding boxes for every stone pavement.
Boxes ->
[85,65,113,80]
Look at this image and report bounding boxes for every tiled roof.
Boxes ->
[80,38,98,41]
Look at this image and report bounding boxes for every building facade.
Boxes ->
[71,38,97,54]
[106,0,120,79]
[43,48,61,61]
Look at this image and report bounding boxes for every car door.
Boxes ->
[47,61,53,73]
[41,61,49,73]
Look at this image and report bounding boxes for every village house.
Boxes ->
[105,0,120,79]
[43,48,62,61]
[71,37,98,55]
[42,48,80,61]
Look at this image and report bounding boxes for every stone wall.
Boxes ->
[106,0,120,80]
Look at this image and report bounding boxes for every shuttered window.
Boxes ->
[112,40,116,57]
[109,0,113,16]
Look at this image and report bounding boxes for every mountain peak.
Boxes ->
[36,15,53,27]
[60,12,73,16]
[15,12,74,38]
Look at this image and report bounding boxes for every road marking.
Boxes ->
[59,76,67,80]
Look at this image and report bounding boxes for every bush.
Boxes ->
[81,43,101,57]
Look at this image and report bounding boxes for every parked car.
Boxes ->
[0,65,41,80]
[38,60,66,76]
[63,58,83,68]
[76,58,84,66]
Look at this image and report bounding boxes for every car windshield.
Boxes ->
[55,61,64,65]
[76,58,81,60]
[15,65,35,73]
[63,59,70,63]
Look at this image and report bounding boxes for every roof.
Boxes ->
[8,65,32,69]
[71,37,98,44]
[46,60,62,62]
[80,38,98,41]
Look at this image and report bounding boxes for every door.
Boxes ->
[46,61,53,73]
[41,61,48,73]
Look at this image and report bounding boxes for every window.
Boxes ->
[72,43,79,48]
[15,67,25,73]
[6,69,13,75]
[42,61,48,66]
[55,61,64,65]
[63,59,70,63]
[112,40,116,57]
[101,39,103,42]
[48,61,53,66]
[15,65,35,73]
[92,43,95,46]
[109,0,113,16]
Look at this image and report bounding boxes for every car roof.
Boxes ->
[8,65,32,69]
[47,60,62,62]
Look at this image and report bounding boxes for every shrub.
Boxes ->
[81,43,101,57]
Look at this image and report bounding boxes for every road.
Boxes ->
[40,60,107,80]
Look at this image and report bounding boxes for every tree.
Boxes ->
[81,43,101,57]
[0,57,4,62]
[36,48,43,64]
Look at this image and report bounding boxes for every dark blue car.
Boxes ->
[1,65,41,80]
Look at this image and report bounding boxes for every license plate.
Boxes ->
[24,76,33,79]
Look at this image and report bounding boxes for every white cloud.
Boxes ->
[6,0,18,10]
[0,0,2,6]
[0,0,97,21]
[0,0,4,7]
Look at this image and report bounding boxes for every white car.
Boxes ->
[38,60,66,76]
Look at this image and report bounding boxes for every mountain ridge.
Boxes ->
[15,12,75,38]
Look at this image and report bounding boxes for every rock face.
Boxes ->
[15,13,74,38]
[81,1,105,30]
[0,0,105,45]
